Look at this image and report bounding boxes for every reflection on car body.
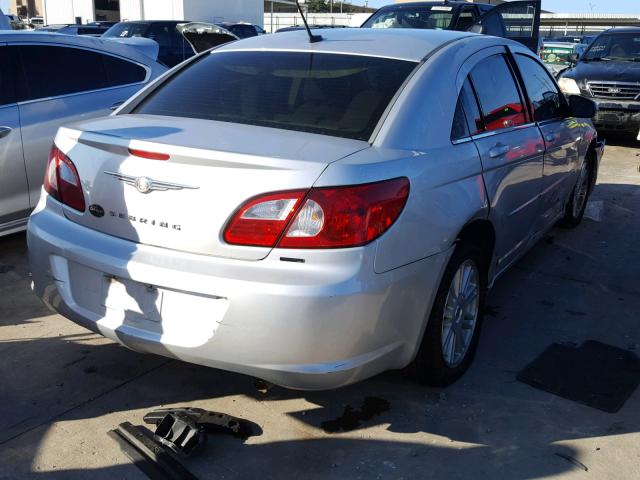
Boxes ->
[29,28,603,390]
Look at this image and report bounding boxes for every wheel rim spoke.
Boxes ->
[441,259,480,368]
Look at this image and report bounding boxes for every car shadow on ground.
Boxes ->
[600,132,640,149]
[1,179,639,478]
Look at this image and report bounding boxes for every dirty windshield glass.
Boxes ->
[361,5,455,30]
[133,51,417,141]
[542,45,574,65]
[583,33,640,61]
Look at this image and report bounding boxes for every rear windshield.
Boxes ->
[133,51,417,141]
[361,5,455,30]
[103,23,150,38]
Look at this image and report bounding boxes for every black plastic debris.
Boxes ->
[154,412,207,457]
[108,422,198,480]
[144,407,262,441]
[518,340,640,413]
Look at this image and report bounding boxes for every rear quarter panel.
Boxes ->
[317,143,487,274]
[318,37,497,273]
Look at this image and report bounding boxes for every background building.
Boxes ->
[394,0,505,3]
[42,0,266,25]
[10,0,42,18]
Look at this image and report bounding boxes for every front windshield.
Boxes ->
[103,22,150,38]
[361,5,455,30]
[583,33,640,61]
[542,45,574,65]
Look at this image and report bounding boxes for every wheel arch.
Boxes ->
[455,218,496,281]
[586,139,599,192]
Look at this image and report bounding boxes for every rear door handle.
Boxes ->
[545,133,557,142]
[0,126,13,139]
[489,143,510,158]
[110,101,125,111]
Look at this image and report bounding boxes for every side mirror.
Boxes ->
[568,53,579,65]
[468,23,483,34]
[569,95,597,118]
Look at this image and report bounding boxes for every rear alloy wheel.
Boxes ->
[441,259,480,368]
[411,243,486,386]
[559,157,593,228]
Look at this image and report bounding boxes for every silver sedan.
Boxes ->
[28,28,604,390]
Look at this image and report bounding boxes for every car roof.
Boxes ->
[543,42,576,47]
[217,28,475,62]
[602,27,640,34]
[375,1,493,8]
[0,31,161,64]
[114,20,185,25]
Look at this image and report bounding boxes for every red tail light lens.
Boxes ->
[223,190,307,247]
[279,178,409,248]
[223,178,409,249]
[43,145,86,212]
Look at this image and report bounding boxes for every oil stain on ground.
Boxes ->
[321,396,390,433]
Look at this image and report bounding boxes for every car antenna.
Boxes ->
[295,0,322,43]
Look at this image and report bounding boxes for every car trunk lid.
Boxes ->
[56,114,369,260]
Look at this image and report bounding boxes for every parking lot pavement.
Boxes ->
[1,136,639,480]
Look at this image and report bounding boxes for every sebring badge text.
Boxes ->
[109,211,182,231]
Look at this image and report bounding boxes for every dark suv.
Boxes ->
[558,28,640,134]
[361,1,541,52]
[103,21,194,67]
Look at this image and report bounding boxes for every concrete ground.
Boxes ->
[1,135,639,479]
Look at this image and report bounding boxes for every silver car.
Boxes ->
[28,29,604,390]
[0,32,167,236]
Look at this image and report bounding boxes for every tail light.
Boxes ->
[43,145,86,212]
[223,177,409,249]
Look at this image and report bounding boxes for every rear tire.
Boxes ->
[410,243,486,387]
[559,155,594,229]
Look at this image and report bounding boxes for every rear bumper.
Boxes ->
[592,100,640,132]
[28,197,448,390]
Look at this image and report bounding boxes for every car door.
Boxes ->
[0,44,29,228]
[462,49,546,273]
[512,51,581,229]
[16,43,150,209]
[473,0,541,53]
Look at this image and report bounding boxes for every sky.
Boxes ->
[363,0,638,13]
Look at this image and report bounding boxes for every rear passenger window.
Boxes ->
[0,47,16,106]
[103,55,147,87]
[469,54,527,132]
[514,54,567,122]
[20,45,107,100]
[451,79,483,140]
[451,97,469,140]
[18,46,145,101]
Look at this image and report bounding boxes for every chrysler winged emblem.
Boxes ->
[104,171,199,194]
